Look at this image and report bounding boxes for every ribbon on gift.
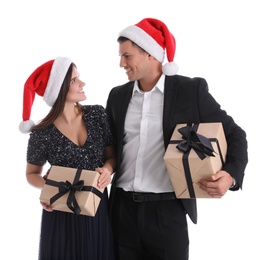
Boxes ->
[170,123,220,198]
[176,124,215,160]
[45,168,103,215]
[178,124,215,198]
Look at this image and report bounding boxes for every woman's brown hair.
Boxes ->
[32,63,82,130]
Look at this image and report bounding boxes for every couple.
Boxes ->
[19,18,248,260]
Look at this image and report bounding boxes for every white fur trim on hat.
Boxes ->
[43,57,72,107]
[162,61,179,76]
[19,119,35,134]
[119,25,165,63]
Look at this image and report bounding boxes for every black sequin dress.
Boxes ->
[27,105,115,260]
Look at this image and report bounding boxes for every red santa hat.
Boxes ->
[118,18,178,75]
[19,57,72,133]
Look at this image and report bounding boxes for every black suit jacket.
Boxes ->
[106,75,248,224]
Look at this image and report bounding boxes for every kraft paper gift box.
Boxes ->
[40,166,104,216]
[164,122,227,198]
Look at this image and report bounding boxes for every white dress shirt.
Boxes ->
[117,75,174,193]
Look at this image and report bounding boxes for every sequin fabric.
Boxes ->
[27,105,112,170]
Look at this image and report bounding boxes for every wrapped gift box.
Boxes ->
[163,122,227,198]
[40,166,104,216]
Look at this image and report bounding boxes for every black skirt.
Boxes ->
[38,188,114,260]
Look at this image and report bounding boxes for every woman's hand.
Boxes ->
[95,167,112,189]
[40,201,53,212]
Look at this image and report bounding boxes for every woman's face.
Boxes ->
[66,66,86,103]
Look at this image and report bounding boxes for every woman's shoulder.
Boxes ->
[82,104,106,118]
[29,124,54,141]
[82,104,105,113]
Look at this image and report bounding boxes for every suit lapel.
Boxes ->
[163,76,179,148]
[117,83,134,135]
[116,78,179,149]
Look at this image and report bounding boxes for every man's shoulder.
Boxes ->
[166,74,206,85]
[110,81,134,93]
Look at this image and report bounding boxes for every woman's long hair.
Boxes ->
[32,63,82,130]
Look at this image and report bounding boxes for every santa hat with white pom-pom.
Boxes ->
[118,18,178,75]
[19,57,72,134]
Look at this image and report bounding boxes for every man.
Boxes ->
[106,18,248,260]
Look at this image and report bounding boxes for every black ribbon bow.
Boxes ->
[49,179,85,215]
[176,124,215,160]
[44,168,103,215]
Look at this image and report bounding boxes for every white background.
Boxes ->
[0,0,264,259]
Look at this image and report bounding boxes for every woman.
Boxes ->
[19,57,115,260]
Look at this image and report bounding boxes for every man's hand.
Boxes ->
[198,170,234,198]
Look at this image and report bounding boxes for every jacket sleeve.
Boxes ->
[196,77,248,190]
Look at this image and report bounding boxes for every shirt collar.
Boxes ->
[132,74,165,97]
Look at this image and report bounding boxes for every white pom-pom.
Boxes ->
[19,120,35,134]
[162,62,179,76]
